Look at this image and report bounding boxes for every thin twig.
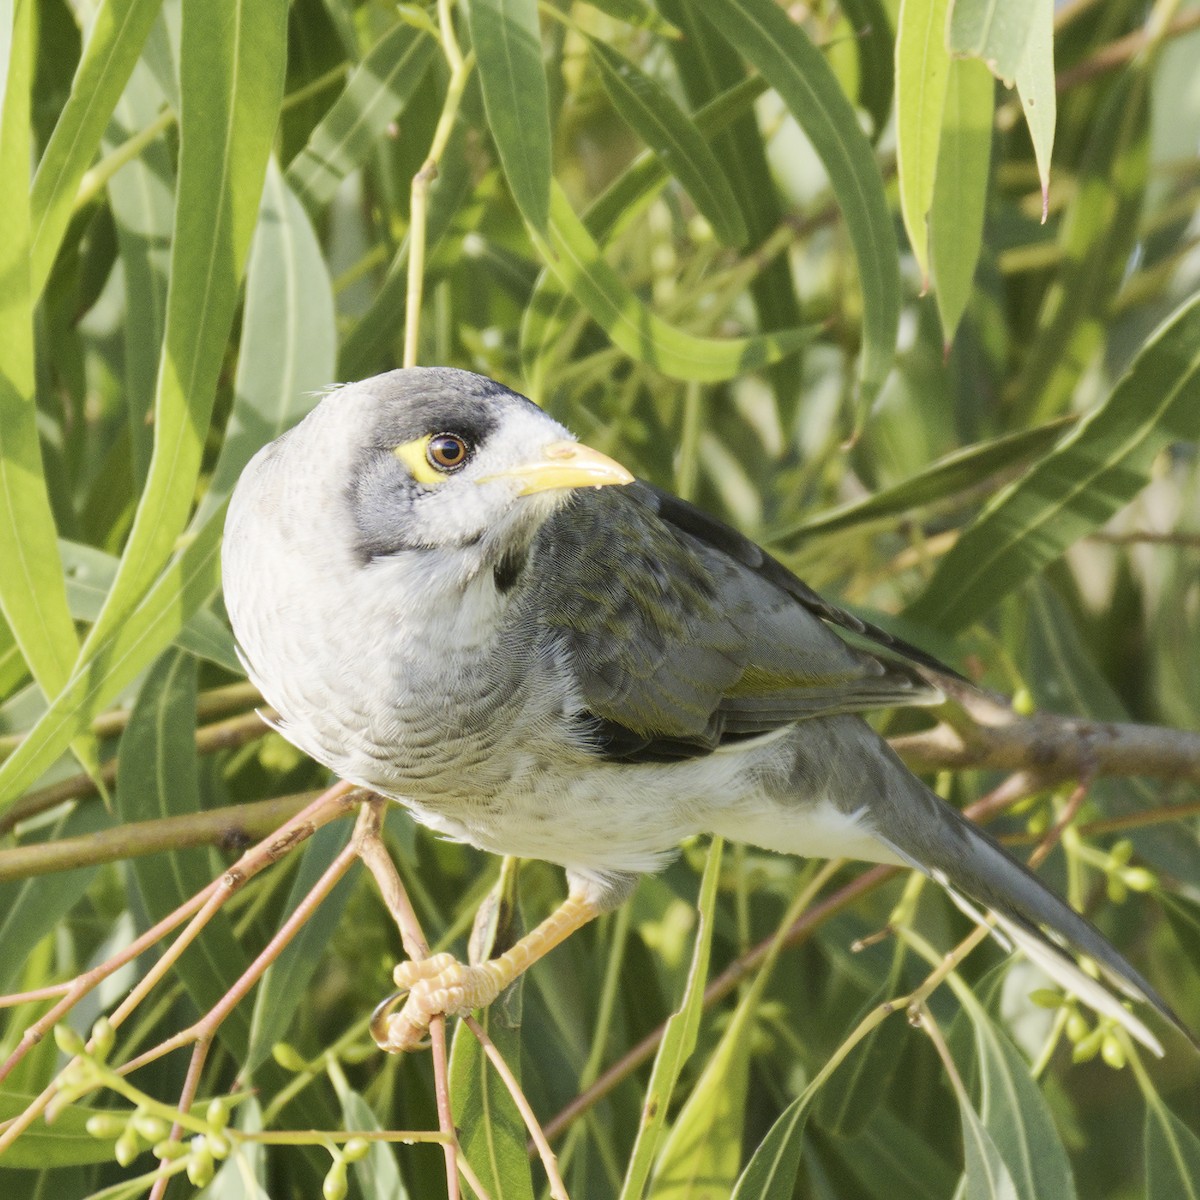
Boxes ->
[465,1015,570,1200]
[354,800,460,1200]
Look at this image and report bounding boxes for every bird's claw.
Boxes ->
[370,953,504,1053]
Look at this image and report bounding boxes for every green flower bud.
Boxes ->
[272,1043,308,1072]
[323,1158,349,1200]
[1100,1034,1126,1070]
[85,1113,126,1140]
[115,1128,142,1168]
[206,1097,231,1130]
[53,1024,87,1057]
[342,1137,370,1162]
[187,1140,215,1188]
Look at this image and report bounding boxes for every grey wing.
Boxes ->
[527,484,944,762]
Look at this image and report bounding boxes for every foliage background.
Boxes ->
[1,0,1200,1196]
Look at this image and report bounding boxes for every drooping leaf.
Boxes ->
[1144,1099,1200,1200]
[0,0,80,701]
[0,504,225,808]
[730,1091,812,1200]
[617,840,724,1200]
[588,38,748,246]
[948,0,1042,87]
[896,0,952,286]
[1013,0,1055,209]
[537,185,811,383]
[702,0,900,404]
[909,287,1200,632]
[468,0,552,235]
[931,56,994,344]
[29,0,164,297]
[77,0,287,662]
[194,157,336,529]
[285,21,435,216]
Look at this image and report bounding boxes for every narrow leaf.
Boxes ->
[285,22,435,216]
[1013,0,1055,209]
[909,288,1200,632]
[77,0,287,664]
[955,989,1076,1200]
[0,0,80,699]
[931,56,994,343]
[468,0,552,234]
[539,184,811,383]
[948,0,1042,87]
[0,504,226,809]
[730,1092,811,1200]
[704,0,900,401]
[29,0,163,297]
[896,0,952,286]
[617,839,723,1200]
[1144,1101,1200,1200]
[588,38,748,246]
[449,988,535,1199]
[117,649,249,1055]
[194,158,336,528]
[772,416,1074,540]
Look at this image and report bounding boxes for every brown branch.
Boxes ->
[892,702,1200,786]
[1056,9,1200,92]
[0,707,276,834]
[0,791,323,882]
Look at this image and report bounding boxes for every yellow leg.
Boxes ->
[372,892,602,1053]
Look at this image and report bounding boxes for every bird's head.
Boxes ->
[330,368,633,561]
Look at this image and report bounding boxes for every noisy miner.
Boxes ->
[223,367,1191,1056]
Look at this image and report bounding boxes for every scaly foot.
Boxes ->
[371,953,506,1053]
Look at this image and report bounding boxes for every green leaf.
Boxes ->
[931,55,994,344]
[449,990,535,1199]
[896,0,952,286]
[538,184,812,383]
[519,75,768,394]
[77,0,287,665]
[1013,0,1055,209]
[1015,69,1149,423]
[28,0,163,298]
[0,0,80,700]
[0,1090,120,1168]
[194,157,336,529]
[730,1092,811,1200]
[954,990,1076,1200]
[588,39,748,246]
[617,839,723,1200]
[841,0,895,143]
[104,45,175,486]
[956,1089,1020,1200]
[578,0,680,39]
[948,0,1045,87]
[284,21,435,217]
[704,0,899,402]
[649,971,757,1197]
[59,539,237,672]
[338,1090,410,1200]
[244,823,357,1074]
[1144,1100,1200,1200]
[116,649,250,1056]
[909,287,1200,633]
[0,503,225,809]
[772,416,1074,540]
[468,0,552,235]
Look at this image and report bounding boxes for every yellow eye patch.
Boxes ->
[393,434,469,483]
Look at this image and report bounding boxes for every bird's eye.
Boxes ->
[427,433,469,471]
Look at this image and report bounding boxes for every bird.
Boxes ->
[222,366,1189,1056]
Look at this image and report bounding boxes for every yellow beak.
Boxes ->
[478,440,635,496]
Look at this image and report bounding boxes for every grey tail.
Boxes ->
[874,765,1197,1056]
